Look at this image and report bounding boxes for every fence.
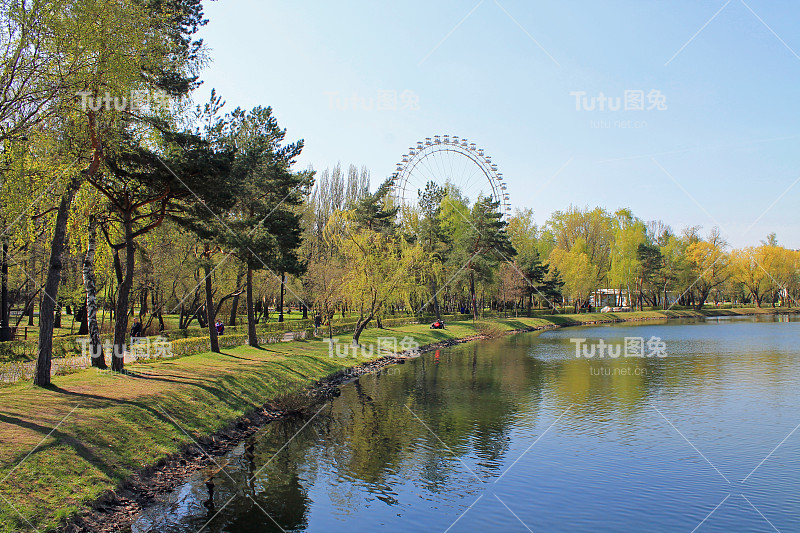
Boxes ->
[0,312,474,384]
[0,328,315,384]
[0,353,92,383]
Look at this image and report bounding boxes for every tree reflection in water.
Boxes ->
[132,316,800,533]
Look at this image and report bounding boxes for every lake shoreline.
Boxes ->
[56,332,495,533]
[56,307,798,533]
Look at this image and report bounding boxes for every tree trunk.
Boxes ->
[278,272,285,322]
[469,271,477,321]
[27,238,35,326]
[196,305,207,327]
[431,278,441,319]
[203,251,219,353]
[34,176,81,386]
[352,314,372,345]
[111,214,135,372]
[246,265,258,347]
[229,264,244,327]
[83,217,106,368]
[76,304,88,335]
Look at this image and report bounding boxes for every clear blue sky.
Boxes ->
[195,0,800,248]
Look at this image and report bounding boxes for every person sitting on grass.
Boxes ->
[430,319,445,330]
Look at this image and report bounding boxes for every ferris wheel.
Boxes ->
[390,135,511,217]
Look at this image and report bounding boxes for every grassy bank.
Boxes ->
[0,307,795,532]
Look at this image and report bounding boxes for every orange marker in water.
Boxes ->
[435,350,440,362]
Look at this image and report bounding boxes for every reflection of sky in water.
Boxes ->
[133,316,800,532]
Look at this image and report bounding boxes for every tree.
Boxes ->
[326,212,422,345]
[685,228,729,310]
[34,173,82,383]
[99,122,234,367]
[217,105,311,345]
[506,208,555,313]
[730,246,772,307]
[608,219,646,309]
[30,0,208,384]
[549,238,597,313]
[546,206,614,286]
[81,215,105,367]
[762,232,778,247]
[412,181,450,318]
[456,196,516,320]
[636,242,663,308]
[352,178,398,233]
[0,0,66,142]
[659,234,687,308]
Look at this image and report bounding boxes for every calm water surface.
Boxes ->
[132,316,800,532]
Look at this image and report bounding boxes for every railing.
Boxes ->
[0,312,483,384]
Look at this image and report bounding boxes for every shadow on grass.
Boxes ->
[215,350,271,361]
[0,412,120,481]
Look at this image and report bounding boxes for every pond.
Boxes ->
[132,315,800,532]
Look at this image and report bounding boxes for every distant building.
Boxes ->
[590,289,629,308]
[590,288,679,309]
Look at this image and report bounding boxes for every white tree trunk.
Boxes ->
[83,217,106,368]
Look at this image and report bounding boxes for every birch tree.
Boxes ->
[81,215,105,367]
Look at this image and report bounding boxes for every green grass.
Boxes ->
[0,307,796,532]
[0,321,496,532]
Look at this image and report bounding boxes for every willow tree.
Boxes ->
[548,240,597,313]
[608,219,646,309]
[685,228,729,310]
[326,212,422,345]
[730,246,777,308]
